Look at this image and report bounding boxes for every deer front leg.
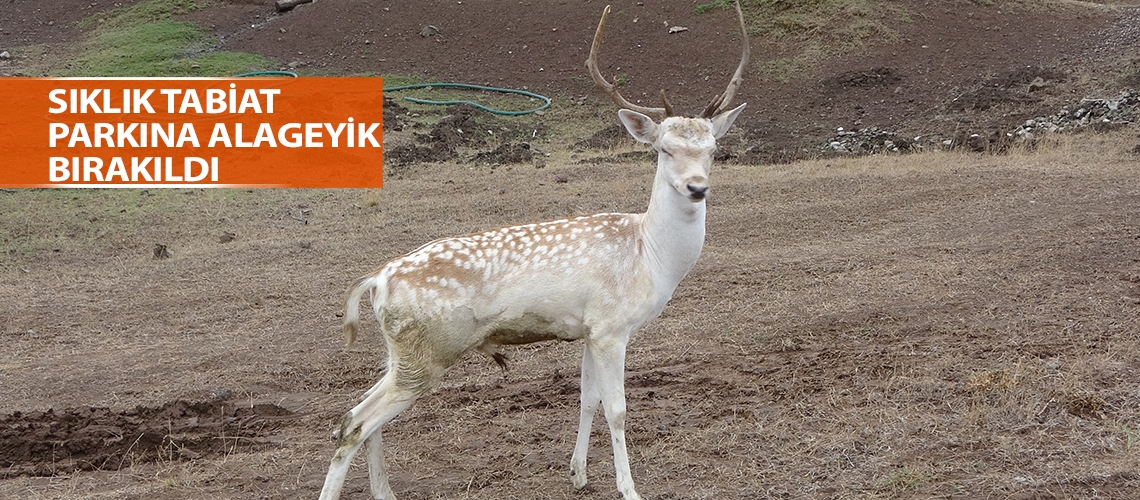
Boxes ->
[590,340,642,500]
[571,344,602,489]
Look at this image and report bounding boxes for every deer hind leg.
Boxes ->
[319,369,417,500]
[321,331,455,500]
[366,432,394,500]
[354,375,398,499]
[571,343,602,490]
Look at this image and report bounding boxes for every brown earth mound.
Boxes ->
[0,400,293,478]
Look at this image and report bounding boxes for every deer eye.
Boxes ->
[659,148,673,157]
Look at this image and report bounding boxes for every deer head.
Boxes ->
[586,1,750,203]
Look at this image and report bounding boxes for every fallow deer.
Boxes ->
[319,2,749,499]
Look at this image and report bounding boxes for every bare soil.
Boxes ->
[2,0,1140,499]
[1,400,293,478]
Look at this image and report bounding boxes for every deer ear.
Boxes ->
[618,109,658,144]
[710,103,746,139]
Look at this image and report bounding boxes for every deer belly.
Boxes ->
[484,312,589,345]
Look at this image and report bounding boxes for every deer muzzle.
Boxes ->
[685,181,709,202]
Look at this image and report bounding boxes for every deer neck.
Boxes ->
[639,165,707,297]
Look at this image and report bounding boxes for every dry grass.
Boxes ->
[2,128,1139,499]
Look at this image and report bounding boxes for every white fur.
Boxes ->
[318,105,745,500]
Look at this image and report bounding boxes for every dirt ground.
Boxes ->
[2,0,1140,499]
[4,0,1139,157]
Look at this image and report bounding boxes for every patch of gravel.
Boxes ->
[1007,91,1138,141]
[822,91,1138,155]
[1086,6,1140,57]
[821,126,915,154]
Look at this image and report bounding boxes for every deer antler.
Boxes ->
[586,5,671,122]
[587,2,750,120]
[699,0,750,118]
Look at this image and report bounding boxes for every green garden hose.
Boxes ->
[234,71,300,78]
[383,83,551,116]
[235,73,551,116]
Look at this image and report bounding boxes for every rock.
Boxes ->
[966,133,989,152]
[1004,91,1138,140]
[821,126,912,154]
[931,91,1140,153]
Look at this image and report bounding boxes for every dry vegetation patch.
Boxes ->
[2,130,1139,498]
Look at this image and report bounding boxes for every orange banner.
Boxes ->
[0,77,384,188]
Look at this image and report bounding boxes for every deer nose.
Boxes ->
[687,184,708,200]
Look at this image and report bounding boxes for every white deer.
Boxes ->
[318,3,749,499]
